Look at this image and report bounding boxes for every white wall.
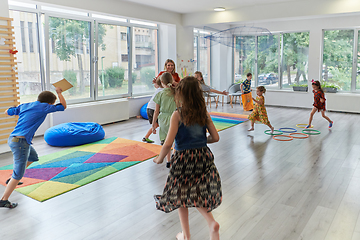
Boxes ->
[36,0,181,25]
[176,23,194,75]
[182,0,360,27]
[158,24,177,70]
[0,0,8,17]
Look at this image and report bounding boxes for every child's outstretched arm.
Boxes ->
[153,111,180,164]
[152,104,160,134]
[252,97,263,105]
[56,87,67,109]
[210,89,228,95]
[206,112,219,144]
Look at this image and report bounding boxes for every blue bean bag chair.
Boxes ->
[140,103,148,120]
[44,122,105,147]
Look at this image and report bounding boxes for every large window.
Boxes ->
[323,30,354,91]
[10,10,42,103]
[257,35,279,88]
[193,36,198,72]
[9,4,159,104]
[282,32,309,89]
[48,16,92,101]
[96,23,129,98]
[357,31,360,91]
[234,36,256,86]
[199,36,211,85]
[194,30,211,85]
[132,27,158,95]
[233,32,308,90]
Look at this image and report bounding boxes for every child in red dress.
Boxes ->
[306,80,333,129]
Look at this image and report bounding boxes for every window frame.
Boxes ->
[321,27,359,92]
[9,2,160,105]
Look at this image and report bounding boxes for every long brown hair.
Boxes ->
[194,71,205,84]
[160,72,175,96]
[164,59,176,74]
[312,80,324,94]
[175,76,207,126]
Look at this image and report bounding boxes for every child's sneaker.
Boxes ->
[0,200,18,209]
[305,125,311,129]
[329,121,333,128]
[142,138,154,143]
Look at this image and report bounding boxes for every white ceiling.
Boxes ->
[121,0,298,14]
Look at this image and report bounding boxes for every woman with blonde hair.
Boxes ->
[154,59,181,85]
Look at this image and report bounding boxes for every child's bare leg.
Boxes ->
[266,123,274,133]
[144,127,152,139]
[197,208,220,240]
[321,110,331,122]
[1,179,21,200]
[248,120,254,131]
[177,207,191,240]
[2,161,32,200]
[308,107,317,126]
[166,150,171,163]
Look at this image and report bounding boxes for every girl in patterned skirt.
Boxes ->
[248,86,274,133]
[153,76,222,240]
[306,80,333,129]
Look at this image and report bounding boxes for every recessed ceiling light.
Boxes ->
[214,7,225,12]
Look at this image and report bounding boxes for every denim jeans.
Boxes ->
[8,136,38,180]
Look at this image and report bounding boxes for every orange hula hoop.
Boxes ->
[289,133,309,139]
[272,135,293,141]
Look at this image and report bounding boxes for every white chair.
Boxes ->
[204,91,219,108]
[228,84,242,108]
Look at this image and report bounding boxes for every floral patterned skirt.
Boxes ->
[248,107,270,125]
[154,147,222,213]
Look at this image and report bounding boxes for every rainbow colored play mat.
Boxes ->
[210,112,249,131]
[0,137,162,202]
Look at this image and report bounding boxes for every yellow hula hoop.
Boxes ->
[296,124,313,128]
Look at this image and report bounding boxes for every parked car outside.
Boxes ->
[235,73,242,81]
[258,73,278,85]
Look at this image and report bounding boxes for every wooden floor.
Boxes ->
[1,103,360,240]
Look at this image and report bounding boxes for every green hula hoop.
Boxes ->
[302,129,321,135]
[264,130,283,135]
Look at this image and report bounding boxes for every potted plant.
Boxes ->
[321,82,338,93]
[292,83,308,92]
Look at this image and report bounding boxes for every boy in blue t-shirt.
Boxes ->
[0,87,67,209]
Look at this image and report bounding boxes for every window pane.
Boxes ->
[48,17,91,100]
[193,36,197,72]
[132,27,158,95]
[10,10,42,103]
[234,36,255,86]
[257,35,279,88]
[199,36,210,85]
[282,32,309,89]
[357,31,360,91]
[323,30,353,91]
[97,23,129,98]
